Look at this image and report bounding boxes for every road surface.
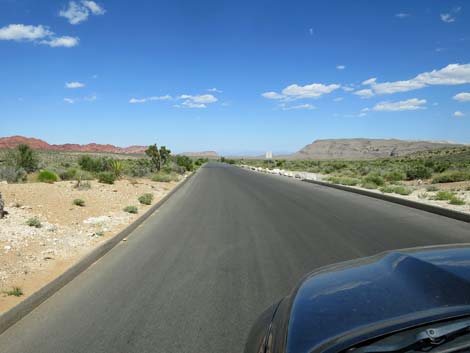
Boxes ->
[0,163,469,353]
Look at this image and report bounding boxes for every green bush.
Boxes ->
[37,170,59,183]
[434,191,455,201]
[449,196,466,205]
[98,172,116,184]
[138,193,154,205]
[152,172,179,182]
[59,168,77,181]
[362,182,378,189]
[78,156,110,173]
[3,287,23,297]
[0,166,27,183]
[123,205,138,214]
[405,165,432,180]
[73,199,85,207]
[26,217,42,228]
[5,144,39,173]
[175,155,194,172]
[328,177,360,186]
[432,171,470,184]
[363,173,385,186]
[384,170,406,182]
[379,185,412,195]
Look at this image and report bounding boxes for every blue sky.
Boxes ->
[1,0,469,155]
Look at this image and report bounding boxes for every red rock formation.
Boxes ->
[0,136,147,154]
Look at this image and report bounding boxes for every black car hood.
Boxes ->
[286,244,470,353]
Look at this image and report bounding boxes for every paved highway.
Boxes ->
[0,163,469,353]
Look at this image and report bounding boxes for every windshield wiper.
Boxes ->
[350,317,470,353]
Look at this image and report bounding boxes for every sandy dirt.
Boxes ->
[0,178,180,313]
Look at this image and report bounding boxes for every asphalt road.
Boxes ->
[1,163,469,353]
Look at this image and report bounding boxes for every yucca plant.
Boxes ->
[110,160,124,178]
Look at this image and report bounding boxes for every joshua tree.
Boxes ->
[145,144,161,172]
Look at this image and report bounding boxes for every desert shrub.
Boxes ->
[75,170,94,181]
[195,158,209,166]
[449,196,466,205]
[73,199,85,207]
[5,144,39,173]
[78,156,109,173]
[0,166,27,183]
[392,186,413,195]
[152,172,179,182]
[98,172,116,184]
[405,164,432,180]
[123,205,138,214]
[379,186,395,193]
[434,191,455,201]
[362,182,378,189]
[384,170,406,182]
[328,177,360,186]
[175,155,194,172]
[37,170,59,183]
[59,168,77,181]
[26,217,42,228]
[138,193,153,205]
[124,159,153,177]
[3,287,23,297]
[363,173,385,186]
[432,171,470,184]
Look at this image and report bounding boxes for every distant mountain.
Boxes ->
[290,138,462,160]
[0,136,148,154]
[181,151,219,159]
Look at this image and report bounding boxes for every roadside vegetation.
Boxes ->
[231,146,470,206]
[0,143,210,186]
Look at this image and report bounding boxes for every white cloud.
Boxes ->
[354,89,374,98]
[64,98,76,104]
[179,94,217,103]
[182,101,206,109]
[336,65,346,70]
[65,81,85,88]
[64,95,96,103]
[261,91,284,100]
[41,36,79,47]
[454,111,465,117]
[0,24,52,41]
[440,13,455,23]
[279,103,315,111]
[262,83,340,101]
[0,24,78,48]
[395,13,410,19]
[333,97,343,102]
[342,86,354,92]
[207,88,222,93]
[59,1,105,25]
[82,1,105,15]
[282,83,340,99]
[129,95,172,104]
[453,92,470,102]
[357,64,470,97]
[371,98,427,112]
